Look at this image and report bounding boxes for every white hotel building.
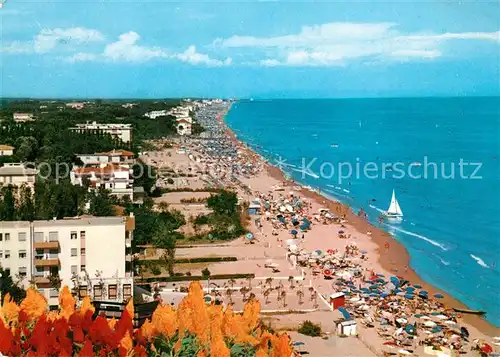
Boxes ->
[0,216,134,307]
[70,122,133,143]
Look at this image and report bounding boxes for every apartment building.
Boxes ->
[13,113,35,123]
[0,145,15,156]
[70,122,132,143]
[70,163,134,201]
[65,102,86,110]
[176,118,192,136]
[0,163,38,188]
[76,150,135,166]
[0,216,134,307]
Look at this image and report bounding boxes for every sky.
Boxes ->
[1,0,499,99]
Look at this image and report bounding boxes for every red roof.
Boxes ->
[95,150,135,157]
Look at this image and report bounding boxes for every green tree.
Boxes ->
[88,187,115,216]
[207,190,238,215]
[152,222,182,277]
[0,185,17,221]
[18,184,35,221]
[0,267,26,303]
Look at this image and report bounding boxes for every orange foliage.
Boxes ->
[0,282,296,357]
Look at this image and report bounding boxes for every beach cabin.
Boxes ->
[329,292,345,310]
[337,320,357,336]
[248,199,261,215]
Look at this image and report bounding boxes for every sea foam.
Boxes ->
[388,226,448,251]
[470,254,490,268]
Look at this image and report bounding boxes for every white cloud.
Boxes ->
[34,27,104,53]
[175,45,231,66]
[214,22,500,66]
[66,52,99,63]
[66,33,231,66]
[102,31,168,62]
[0,41,33,54]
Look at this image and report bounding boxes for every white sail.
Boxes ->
[387,190,403,216]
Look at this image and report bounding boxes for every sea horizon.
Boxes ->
[225,97,500,327]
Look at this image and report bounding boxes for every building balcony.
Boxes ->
[125,237,132,248]
[34,241,59,249]
[33,275,52,288]
[35,258,60,267]
[125,255,132,262]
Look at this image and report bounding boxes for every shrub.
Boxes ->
[150,265,161,276]
[298,320,322,337]
[201,268,211,277]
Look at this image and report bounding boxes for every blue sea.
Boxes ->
[225,97,500,326]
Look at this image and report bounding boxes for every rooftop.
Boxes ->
[0,164,38,176]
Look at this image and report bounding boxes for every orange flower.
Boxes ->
[19,288,47,321]
[119,331,133,354]
[59,286,76,320]
[197,351,207,357]
[176,282,210,343]
[108,317,117,329]
[124,299,134,319]
[242,299,261,331]
[79,296,95,316]
[138,319,156,341]
[152,305,177,338]
[270,333,293,357]
[1,293,20,325]
[210,336,230,357]
[46,310,60,322]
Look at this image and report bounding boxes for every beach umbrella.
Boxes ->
[323,269,333,277]
[278,217,286,223]
[481,344,493,354]
[290,229,298,235]
[293,342,305,347]
[292,221,300,226]
[327,249,335,255]
[431,326,442,334]
[434,293,444,299]
[315,249,323,256]
[404,294,414,300]
[204,295,213,303]
[338,230,345,234]
[413,284,422,289]
[299,224,309,231]
[390,276,400,286]
[246,233,254,240]
[360,250,368,255]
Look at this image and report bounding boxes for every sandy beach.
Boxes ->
[140,101,500,356]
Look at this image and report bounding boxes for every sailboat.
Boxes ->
[385,189,403,219]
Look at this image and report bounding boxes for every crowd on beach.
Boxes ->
[146,100,499,357]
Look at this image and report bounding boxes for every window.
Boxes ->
[50,289,59,298]
[108,284,117,300]
[70,232,77,240]
[19,267,27,277]
[94,286,102,299]
[123,284,132,301]
[79,286,88,298]
[36,267,44,274]
[18,250,27,259]
[80,248,86,256]
[5,250,10,259]
[81,265,86,272]
[5,233,10,241]
[34,232,43,242]
[0,233,3,241]
[71,248,77,257]
[49,232,58,242]
[0,251,2,259]
[4,268,10,276]
[71,265,78,275]
[80,231,86,239]
[18,232,27,242]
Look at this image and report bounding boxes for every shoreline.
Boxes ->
[221,103,499,337]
